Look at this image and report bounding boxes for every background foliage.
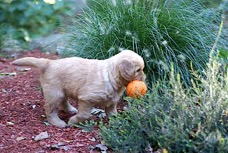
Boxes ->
[64,0,226,87]
[0,0,72,43]
[200,0,224,8]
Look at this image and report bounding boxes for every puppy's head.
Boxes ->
[117,50,146,86]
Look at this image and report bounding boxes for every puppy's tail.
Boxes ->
[12,57,50,70]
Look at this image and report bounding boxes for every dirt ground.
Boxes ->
[0,50,111,153]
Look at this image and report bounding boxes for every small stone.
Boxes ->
[61,146,70,151]
[32,105,36,109]
[6,121,14,126]
[34,131,49,141]
[89,137,96,142]
[16,137,26,141]
[1,89,7,93]
[50,144,59,150]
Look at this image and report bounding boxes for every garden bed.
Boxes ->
[0,50,107,153]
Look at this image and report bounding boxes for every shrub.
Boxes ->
[100,53,228,152]
[0,0,72,42]
[199,0,224,8]
[64,0,224,86]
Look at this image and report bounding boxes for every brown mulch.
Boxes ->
[0,50,110,153]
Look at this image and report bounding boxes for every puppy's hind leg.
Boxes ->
[43,87,68,128]
[68,101,92,126]
[60,99,78,114]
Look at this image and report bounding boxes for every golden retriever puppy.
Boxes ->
[12,50,146,127]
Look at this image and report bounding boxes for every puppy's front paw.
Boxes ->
[68,114,90,126]
[105,105,118,117]
[56,121,68,128]
[67,107,78,114]
[67,116,78,126]
[47,118,68,128]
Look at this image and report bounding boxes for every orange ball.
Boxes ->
[126,80,147,98]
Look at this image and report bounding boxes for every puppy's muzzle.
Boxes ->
[141,74,146,82]
[136,72,146,82]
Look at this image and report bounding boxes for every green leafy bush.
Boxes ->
[100,54,228,152]
[0,0,72,42]
[64,0,225,86]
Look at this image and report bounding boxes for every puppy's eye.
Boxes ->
[136,68,141,72]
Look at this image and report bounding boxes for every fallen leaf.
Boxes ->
[82,129,89,133]
[34,131,49,141]
[0,72,17,76]
[50,142,66,150]
[43,121,50,126]
[16,67,31,72]
[95,144,108,152]
[98,112,106,119]
[91,108,105,115]
[1,89,7,93]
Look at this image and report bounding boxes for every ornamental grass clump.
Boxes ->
[64,0,222,86]
[100,54,228,152]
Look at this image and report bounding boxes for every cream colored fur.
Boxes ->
[12,50,145,127]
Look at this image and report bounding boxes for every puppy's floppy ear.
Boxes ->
[119,59,135,81]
